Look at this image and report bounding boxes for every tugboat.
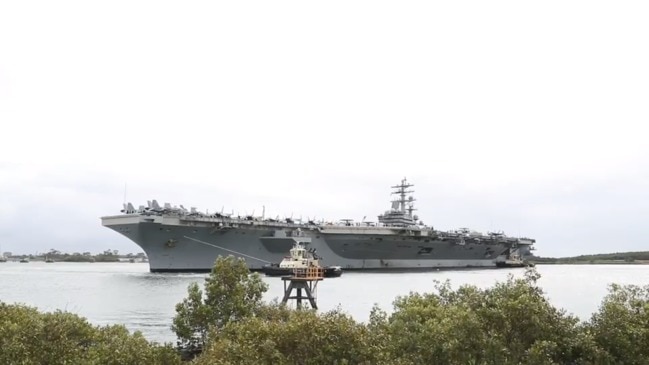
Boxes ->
[262,241,343,278]
[495,251,534,268]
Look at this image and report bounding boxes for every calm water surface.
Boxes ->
[1,262,648,343]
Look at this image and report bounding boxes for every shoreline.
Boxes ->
[534,261,649,265]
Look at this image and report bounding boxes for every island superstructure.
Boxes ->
[101,179,535,272]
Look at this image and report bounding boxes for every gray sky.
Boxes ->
[1,1,647,257]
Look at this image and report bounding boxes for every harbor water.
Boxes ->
[1,262,648,344]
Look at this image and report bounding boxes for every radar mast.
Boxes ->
[391,178,416,216]
[378,178,418,227]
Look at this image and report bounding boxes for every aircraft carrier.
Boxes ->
[101,179,535,272]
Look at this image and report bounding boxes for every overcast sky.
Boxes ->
[1,1,647,257]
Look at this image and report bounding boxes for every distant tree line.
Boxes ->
[532,251,649,264]
[9,249,147,263]
[2,256,649,364]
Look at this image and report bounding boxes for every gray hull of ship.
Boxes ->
[102,214,526,272]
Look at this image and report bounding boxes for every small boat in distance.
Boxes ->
[19,257,30,263]
[262,240,343,278]
[45,257,54,263]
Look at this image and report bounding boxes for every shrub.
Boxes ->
[0,302,181,365]
[172,255,268,357]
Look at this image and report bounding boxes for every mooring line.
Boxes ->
[182,235,271,264]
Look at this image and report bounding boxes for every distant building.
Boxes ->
[3,252,12,258]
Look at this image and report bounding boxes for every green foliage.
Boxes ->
[90,254,119,262]
[61,254,97,262]
[185,265,649,364]
[86,325,181,365]
[378,268,596,365]
[195,308,381,365]
[587,283,649,364]
[172,255,268,353]
[6,259,649,365]
[0,302,181,365]
[0,304,100,364]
